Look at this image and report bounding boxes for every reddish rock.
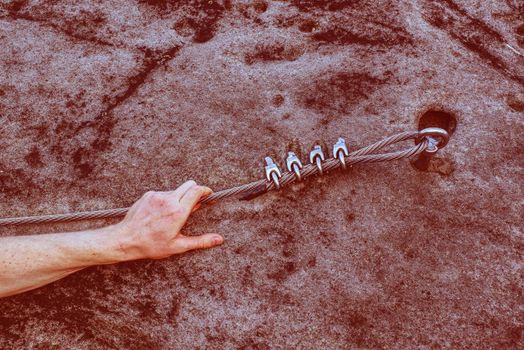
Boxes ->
[0,0,523,348]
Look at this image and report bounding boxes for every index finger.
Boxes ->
[180,185,213,211]
[168,180,197,200]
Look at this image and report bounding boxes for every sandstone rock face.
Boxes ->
[0,1,523,348]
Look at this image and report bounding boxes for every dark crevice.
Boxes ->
[312,28,381,46]
[244,43,303,64]
[3,6,116,48]
[311,26,413,47]
[300,71,390,115]
[69,46,182,179]
[287,0,414,48]
[439,0,505,41]
[424,0,524,87]
[289,0,359,12]
[417,110,457,136]
[2,1,186,182]
[412,109,456,174]
[91,46,181,120]
[2,0,27,12]
[140,0,231,44]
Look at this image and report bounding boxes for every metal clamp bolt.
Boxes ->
[264,156,282,189]
[309,145,326,176]
[286,152,303,181]
[332,137,349,169]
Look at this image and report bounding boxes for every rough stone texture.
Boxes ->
[0,0,523,348]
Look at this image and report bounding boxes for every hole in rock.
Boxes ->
[412,109,457,173]
[417,109,457,136]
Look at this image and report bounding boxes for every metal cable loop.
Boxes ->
[267,140,428,191]
[0,131,429,226]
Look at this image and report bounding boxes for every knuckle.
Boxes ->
[185,186,200,197]
[149,194,169,207]
[196,239,209,250]
[192,185,206,194]
[179,240,193,252]
[169,203,186,216]
[179,238,206,252]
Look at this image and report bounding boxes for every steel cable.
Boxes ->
[0,131,429,226]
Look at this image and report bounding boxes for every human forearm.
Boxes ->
[0,225,125,298]
[0,182,224,298]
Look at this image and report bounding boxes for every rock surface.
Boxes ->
[0,0,523,348]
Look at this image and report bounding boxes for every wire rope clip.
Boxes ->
[264,156,282,189]
[286,152,303,181]
[332,137,349,169]
[309,145,326,176]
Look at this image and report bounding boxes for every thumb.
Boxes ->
[175,234,224,253]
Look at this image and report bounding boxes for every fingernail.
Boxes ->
[213,236,224,245]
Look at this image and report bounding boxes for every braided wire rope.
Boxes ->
[0,130,428,226]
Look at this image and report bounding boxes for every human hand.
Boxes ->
[115,181,223,260]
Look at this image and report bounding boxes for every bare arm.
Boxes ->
[0,181,224,298]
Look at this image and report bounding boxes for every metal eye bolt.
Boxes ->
[416,127,449,153]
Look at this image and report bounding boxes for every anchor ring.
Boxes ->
[309,145,326,176]
[416,127,449,151]
[286,152,303,181]
[264,156,282,189]
[332,137,349,170]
